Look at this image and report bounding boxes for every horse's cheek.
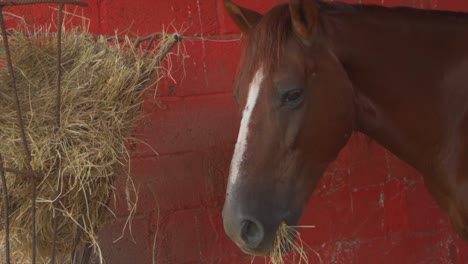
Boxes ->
[284,109,306,149]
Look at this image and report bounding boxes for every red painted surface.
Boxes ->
[7,0,468,263]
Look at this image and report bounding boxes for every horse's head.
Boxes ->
[222,0,356,256]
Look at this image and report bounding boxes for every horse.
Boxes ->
[221,0,468,257]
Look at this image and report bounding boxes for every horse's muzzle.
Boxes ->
[222,197,292,256]
[222,208,271,255]
[239,218,264,249]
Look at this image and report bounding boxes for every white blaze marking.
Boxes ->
[229,67,264,187]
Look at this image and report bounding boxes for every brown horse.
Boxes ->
[222,0,468,257]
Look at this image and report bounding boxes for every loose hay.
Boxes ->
[269,222,322,264]
[0,27,179,263]
[270,222,308,264]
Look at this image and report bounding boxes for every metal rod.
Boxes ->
[71,189,87,263]
[0,8,37,264]
[3,167,37,177]
[155,34,182,64]
[0,155,11,264]
[141,35,157,58]
[0,6,32,183]
[0,0,87,7]
[133,32,164,48]
[71,221,84,263]
[50,2,64,262]
[55,2,63,130]
[50,162,61,264]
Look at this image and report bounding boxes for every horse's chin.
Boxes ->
[239,246,271,257]
[236,237,273,256]
[238,239,296,258]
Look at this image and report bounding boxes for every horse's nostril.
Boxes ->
[240,219,264,249]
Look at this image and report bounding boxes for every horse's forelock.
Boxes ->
[234,4,293,98]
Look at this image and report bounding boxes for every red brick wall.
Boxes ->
[7,0,468,263]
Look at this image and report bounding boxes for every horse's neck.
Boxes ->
[326,5,468,177]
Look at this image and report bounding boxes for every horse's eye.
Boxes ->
[282,88,304,108]
[285,89,302,102]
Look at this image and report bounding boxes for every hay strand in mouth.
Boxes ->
[268,222,327,264]
[269,222,309,264]
[0,24,180,263]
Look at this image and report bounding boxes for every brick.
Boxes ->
[103,148,232,218]
[345,187,386,239]
[327,132,390,188]
[105,174,156,218]
[294,184,386,245]
[198,146,234,207]
[134,94,239,155]
[100,0,218,36]
[432,0,468,12]
[358,0,427,8]
[4,5,50,28]
[156,208,247,264]
[329,148,350,171]
[405,181,450,233]
[452,232,468,263]
[217,0,285,34]
[355,233,451,264]
[330,133,370,170]
[354,238,392,264]
[301,185,353,245]
[156,40,242,97]
[316,168,349,196]
[388,233,453,263]
[98,216,153,264]
[100,208,239,264]
[383,179,411,236]
[118,151,231,214]
[316,240,359,264]
[311,235,454,264]
[348,154,388,188]
[99,208,253,264]
[4,2,101,34]
[157,210,206,263]
[386,151,423,184]
[216,242,255,264]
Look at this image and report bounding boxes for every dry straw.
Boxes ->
[268,223,322,264]
[0,25,180,263]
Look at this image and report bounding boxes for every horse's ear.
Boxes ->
[288,0,319,43]
[224,0,262,33]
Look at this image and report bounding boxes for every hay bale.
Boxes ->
[0,28,178,263]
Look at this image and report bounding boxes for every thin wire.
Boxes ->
[183,34,242,43]
[0,7,38,264]
[0,0,87,7]
[50,3,64,263]
[0,155,11,264]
